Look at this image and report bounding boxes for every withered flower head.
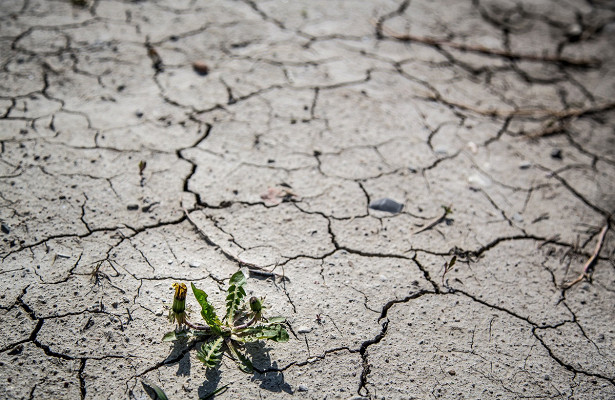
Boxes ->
[169,283,187,325]
[249,296,263,312]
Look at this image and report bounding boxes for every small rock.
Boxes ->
[467,173,491,188]
[512,213,524,223]
[448,370,456,376]
[369,198,404,214]
[467,141,478,154]
[192,61,209,76]
[567,24,582,38]
[434,147,448,156]
[127,204,139,211]
[167,259,173,265]
[135,111,143,118]
[189,261,201,268]
[550,149,562,159]
[519,161,532,169]
[297,326,312,334]
[1,223,9,234]
[297,385,308,392]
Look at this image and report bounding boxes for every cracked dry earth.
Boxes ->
[1,0,615,399]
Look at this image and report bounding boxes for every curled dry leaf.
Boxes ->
[260,186,298,205]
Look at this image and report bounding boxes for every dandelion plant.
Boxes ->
[164,270,288,373]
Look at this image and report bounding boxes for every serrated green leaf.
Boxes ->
[225,271,247,322]
[197,337,224,369]
[162,329,212,342]
[273,325,289,343]
[162,330,188,342]
[229,270,247,286]
[266,316,285,324]
[191,283,222,330]
[236,324,289,343]
[226,340,253,373]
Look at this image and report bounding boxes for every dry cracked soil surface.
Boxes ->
[1,0,615,399]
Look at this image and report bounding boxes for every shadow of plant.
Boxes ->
[171,338,192,377]
[247,341,292,394]
[197,368,222,399]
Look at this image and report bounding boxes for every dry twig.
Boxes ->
[379,25,600,67]
[412,205,452,235]
[562,223,609,289]
[420,96,615,121]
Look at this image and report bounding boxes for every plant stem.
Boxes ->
[233,314,260,330]
[184,319,211,331]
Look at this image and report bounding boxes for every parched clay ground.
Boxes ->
[1,0,614,399]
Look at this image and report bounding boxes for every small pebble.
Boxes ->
[135,111,143,118]
[167,259,173,265]
[298,385,308,392]
[127,204,139,211]
[192,61,210,76]
[189,262,201,268]
[297,326,312,334]
[550,149,562,159]
[1,224,9,234]
[567,24,582,37]
[519,161,532,169]
[512,213,524,223]
[369,198,404,214]
[467,173,491,188]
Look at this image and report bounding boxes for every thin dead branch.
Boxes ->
[421,96,615,121]
[379,24,600,67]
[562,223,609,289]
[412,205,452,235]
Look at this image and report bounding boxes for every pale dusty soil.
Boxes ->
[0,0,614,399]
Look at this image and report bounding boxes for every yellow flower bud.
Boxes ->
[170,283,187,325]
